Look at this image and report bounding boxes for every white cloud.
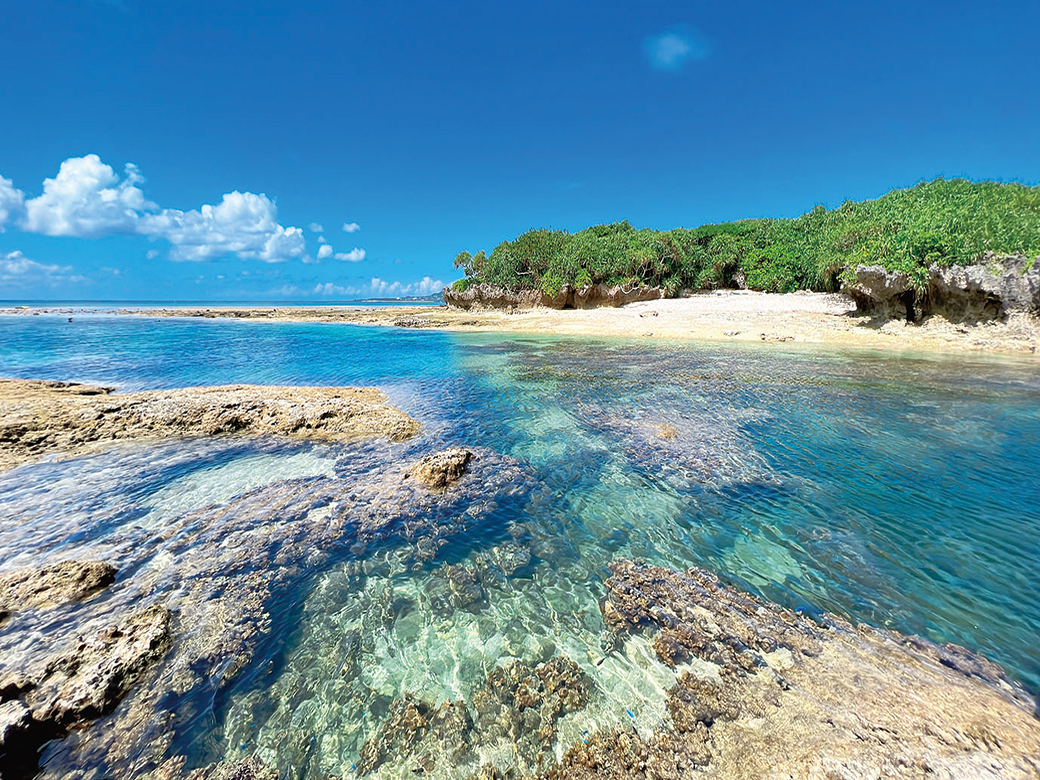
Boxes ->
[316,244,333,260]
[299,276,446,300]
[342,222,360,233]
[24,155,155,238]
[139,190,306,263]
[370,275,444,297]
[317,235,328,243]
[308,222,324,233]
[0,250,88,288]
[0,176,25,231]
[643,27,709,71]
[334,247,366,262]
[313,282,350,297]
[5,155,308,263]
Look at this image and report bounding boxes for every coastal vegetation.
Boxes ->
[452,178,1040,296]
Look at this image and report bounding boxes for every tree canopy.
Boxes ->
[452,178,1040,296]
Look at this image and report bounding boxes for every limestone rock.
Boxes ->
[410,447,473,491]
[568,559,1040,780]
[442,282,663,310]
[927,253,1040,321]
[845,265,917,320]
[0,380,420,472]
[442,283,547,310]
[847,255,1040,324]
[0,561,116,620]
[24,604,172,729]
[571,283,663,309]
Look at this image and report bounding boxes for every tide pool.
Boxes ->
[1,314,1038,779]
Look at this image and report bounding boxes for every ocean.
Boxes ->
[2,312,1039,779]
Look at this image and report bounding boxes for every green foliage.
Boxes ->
[451,278,473,292]
[450,179,1040,296]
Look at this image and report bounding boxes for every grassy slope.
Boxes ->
[452,179,1040,296]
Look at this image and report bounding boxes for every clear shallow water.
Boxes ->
[2,315,1039,778]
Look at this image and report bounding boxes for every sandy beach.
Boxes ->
[30,290,1033,355]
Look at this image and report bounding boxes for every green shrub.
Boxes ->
[451,179,1040,297]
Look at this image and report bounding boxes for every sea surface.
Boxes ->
[2,312,1039,778]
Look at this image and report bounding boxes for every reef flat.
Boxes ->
[0,379,420,472]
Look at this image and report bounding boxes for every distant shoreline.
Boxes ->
[3,292,1038,356]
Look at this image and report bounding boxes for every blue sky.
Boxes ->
[1,0,1037,301]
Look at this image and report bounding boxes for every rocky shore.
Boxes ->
[0,437,533,779]
[0,379,420,472]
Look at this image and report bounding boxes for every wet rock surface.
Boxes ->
[0,379,420,472]
[0,441,538,780]
[356,654,591,777]
[0,604,172,779]
[409,447,473,490]
[0,560,116,621]
[551,559,1040,780]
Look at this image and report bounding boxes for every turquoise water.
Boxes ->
[2,314,1039,778]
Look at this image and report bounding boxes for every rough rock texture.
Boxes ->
[545,559,1040,780]
[442,283,663,310]
[845,265,917,320]
[410,446,473,490]
[571,284,664,309]
[0,561,116,622]
[150,755,280,780]
[927,253,1040,321]
[355,654,591,777]
[0,605,172,779]
[2,444,538,780]
[0,379,420,472]
[847,254,1040,323]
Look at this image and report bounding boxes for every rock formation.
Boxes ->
[442,283,663,311]
[410,447,473,490]
[0,379,420,472]
[0,601,172,779]
[547,559,1040,780]
[846,254,1040,323]
[0,561,116,622]
[0,443,539,780]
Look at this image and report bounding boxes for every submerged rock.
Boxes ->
[410,447,473,491]
[356,654,591,777]
[3,441,538,780]
[0,605,172,779]
[0,379,420,472]
[0,560,116,621]
[556,559,1040,780]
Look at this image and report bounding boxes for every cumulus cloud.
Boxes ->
[0,176,25,231]
[334,247,366,262]
[342,222,360,233]
[308,222,324,233]
[0,250,87,288]
[643,26,710,71]
[370,275,444,297]
[141,190,306,262]
[23,155,155,237]
[4,155,307,263]
[301,276,445,300]
[316,244,333,260]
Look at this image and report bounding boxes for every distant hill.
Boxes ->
[451,178,1040,296]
